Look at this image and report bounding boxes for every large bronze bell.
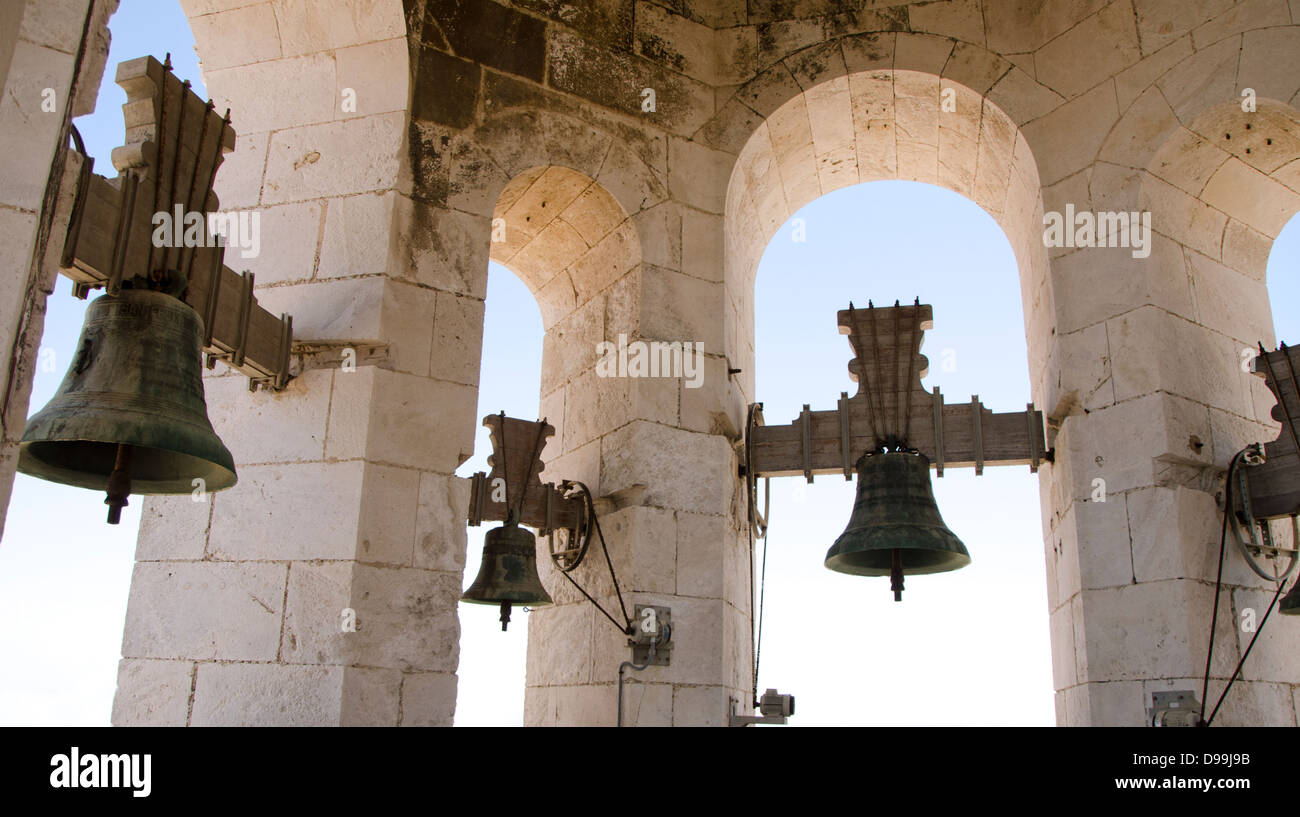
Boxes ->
[18,288,236,523]
[462,517,553,630]
[825,451,970,600]
[1280,580,1300,616]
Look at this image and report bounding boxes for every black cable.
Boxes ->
[559,570,631,635]
[1201,450,1241,724]
[1206,576,1290,726]
[592,510,632,629]
[753,521,770,707]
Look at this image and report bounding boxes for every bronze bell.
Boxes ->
[18,288,236,523]
[462,516,553,630]
[825,450,970,600]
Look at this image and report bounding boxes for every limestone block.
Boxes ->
[205,53,335,135]
[1021,81,1118,186]
[941,41,1012,96]
[1050,241,1189,337]
[356,463,420,565]
[1072,489,1134,590]
[414,473,469,574]
[190,663,342,726]
[188,4,283,72]
[1239,28,1300,107]
[1230,586,1300,683]
[0,42,74,211]
[892,32,955,76]
[600,421,732,515]
[1155,35,1240,125]
[523,685,555,726]
[1079,680,1147,726]
[207,461,366,560]
[823,4,909,39]
[366,369,478,471]
[270,0,406,55]
[210,130,267,211]
[261,112,404,204]
[675,512,727,598]
[399,672,457,726]
[1147,126,1229,197]
[784,40,847,92]
[1128,484,1271,588]
[180,0,266,16]
[840,32,896,74]
[283,562,462,673]
[732,63,801,121]
[503,166,598,237]
[1132,0,1231,56]
[136,494,212,561]
[339,666,400,725]
[909,0,984,46]
[553,684,619,726]
[715,25,759,86]
[631,202,684,271]
[378,280,435,377]
[318,192,396,280]
[639,264,724,351]
[681,209,723,283]
[1190,0,1292,49]
[1075,581,1241,683]
[1048,603,1077,689]
[984,0,1108,55]
[562,368,635,449]
[1202,679,1295,726]
[599,141,669,217]
[669,138,733,215]
[526,603,594,686]
[595,504,677,596]
[333,38,408,119]
[541,296,603,389]
[755,19,823,71]
[596,593,724,686]
[536,272,577,330]
[1115,36,1194,110]
[571,220,640,303]
[111,659,193,726]
[635,3,715,83]
[1201,157,1300,238]
[429,291,484,387]
[1222,219,1273,280]
[1110,308,1250,413]
[1098,86,1181,172]
[547,29,714,137]
[558,189,627,250]
[1056,391,1213,498]
[1033,1,1140,100]
[895,138,938,185]
[937,129,976,198]
[1208,406,1276,468]
[18,0,90,53]
[1054,323,1114,412]
[323,367,373,461]
[122,561,287,660]
[223,200,321,285]
[617,681,674,726]
[1187,251,1274,347]
[805,75,854,160]
[1139,173,1226,260]
[672,685,727,726]
[254,276,383,344]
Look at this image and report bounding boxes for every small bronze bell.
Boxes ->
[825,450,970,600]
[18,288,236,523]
[462,515,553,630]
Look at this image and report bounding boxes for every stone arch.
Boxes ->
[722,66,1050,409]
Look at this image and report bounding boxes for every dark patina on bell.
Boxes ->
[462,516,553,630]
[18,288,236,523]
[825,450,970,600]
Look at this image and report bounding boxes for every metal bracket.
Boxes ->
[628,604,671,666]
[1148,690,1201,727]
[288,340,390,377]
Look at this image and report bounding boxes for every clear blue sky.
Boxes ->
[1,0,1297,726]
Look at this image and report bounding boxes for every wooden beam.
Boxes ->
[56,55,291,389]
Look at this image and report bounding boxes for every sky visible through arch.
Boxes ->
[0,0,1297,726]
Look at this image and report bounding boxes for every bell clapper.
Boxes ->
[104,443,132,525]
[498,601,512,631]
[890,548,904,602]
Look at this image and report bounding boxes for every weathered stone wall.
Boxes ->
[6,0,1300,725]
[0,0,116,540]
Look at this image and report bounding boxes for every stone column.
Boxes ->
[111,0,482,726]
